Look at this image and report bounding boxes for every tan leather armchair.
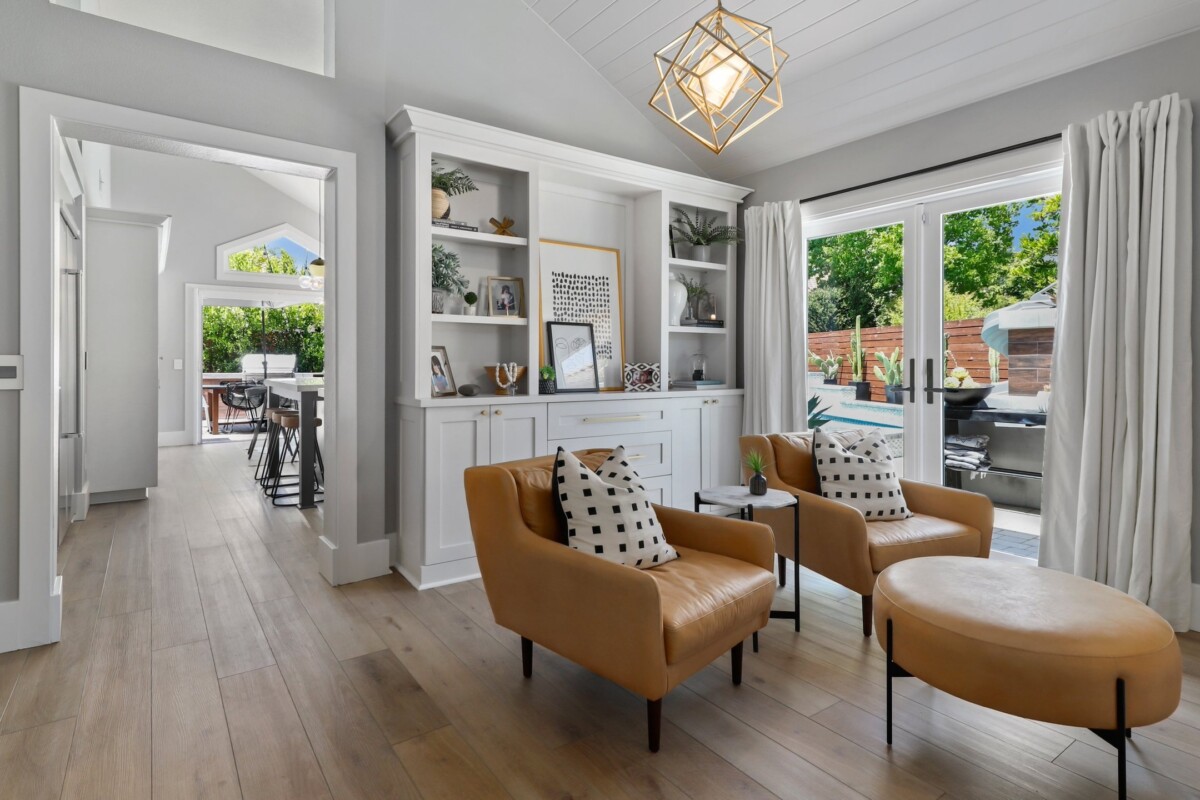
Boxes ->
[465,450,777,751]
[739,433,993,637]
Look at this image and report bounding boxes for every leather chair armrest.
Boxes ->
[794,489,876,596]
[654,505,775,572]
[899,479,994,555]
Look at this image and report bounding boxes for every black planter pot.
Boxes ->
[538,378,557,395]
[823,377,839,385]
[749,473,768,496]
[885,385,905,404]
[849,380,872,401]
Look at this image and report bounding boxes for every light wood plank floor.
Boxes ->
[4,441,1200,798]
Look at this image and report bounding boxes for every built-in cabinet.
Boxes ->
[389,108,751,589]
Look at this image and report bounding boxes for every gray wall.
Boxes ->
[0,0,702,599]
[106,146,320,435]
[736,29,1200,580]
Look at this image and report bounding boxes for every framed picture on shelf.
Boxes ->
[538,240,625,390]
[486,276,525,317]
[545,321,600,393]
[623,362,661,392]
[430,346,457,397]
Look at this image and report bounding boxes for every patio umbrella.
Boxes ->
[259,300,271,380]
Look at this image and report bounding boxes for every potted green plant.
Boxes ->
[670,207,742,263]
[808,350,843,384]
[744,450,769,496]
[463,290,479,316]
[848,316,871,400]
[430,159,477,220]
[431,243,467,313]
[677,274,710,324]
[538,365,556,395]
[807,395,832,430]
[874,348,905,404]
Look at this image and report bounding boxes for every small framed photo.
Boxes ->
[545,321,599,393]
[430,346,457,397]
[486,276,525,317]
[623,362,661,392]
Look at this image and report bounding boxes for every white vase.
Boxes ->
[668,273,688,327]
[691,244,712,263]
[464,304,477,316]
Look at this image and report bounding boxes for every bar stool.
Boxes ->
[257,409,299,488]
[267,414,324,506]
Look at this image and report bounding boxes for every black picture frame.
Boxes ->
[545,321,600,393]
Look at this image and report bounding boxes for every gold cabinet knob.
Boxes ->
[479,409,488,417]
[494,409,502,416]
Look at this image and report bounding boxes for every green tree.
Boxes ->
[228,246,298,275]
[806,223,903,330]
[202,303,324,373]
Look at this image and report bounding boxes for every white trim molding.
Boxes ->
[215,222,321,286]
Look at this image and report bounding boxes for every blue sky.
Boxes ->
[267,236,315,266]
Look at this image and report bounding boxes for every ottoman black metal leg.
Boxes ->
[1088,679,1128,800]
[752,631,758,652]
[885,618,912,747]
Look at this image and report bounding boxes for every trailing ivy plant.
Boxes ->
[430,159,478,197]
[671,207,742,246]
[431,243,469,295]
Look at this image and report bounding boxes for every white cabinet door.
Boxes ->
[668,397,704,508]
[489,403,547,463]
[704,396,744,489]
[425,405,490,564]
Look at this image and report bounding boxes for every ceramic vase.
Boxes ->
[431,188,450,220]
[431,287,449,314]
[691,244,712,263]
[668,273,688,327]
[749,472,767,496]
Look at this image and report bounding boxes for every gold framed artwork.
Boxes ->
[538,240,625,391]
[486,275,525,317]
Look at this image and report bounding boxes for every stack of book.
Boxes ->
[432,218,479,232]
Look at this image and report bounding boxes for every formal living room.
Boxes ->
[3,1,1200,799]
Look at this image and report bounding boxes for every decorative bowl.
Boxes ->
[484,365,527,395]
[943,385,993,406]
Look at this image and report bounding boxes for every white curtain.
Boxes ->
[1041,93,1194,630]
[742,200,806,434]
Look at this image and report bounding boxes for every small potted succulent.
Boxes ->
[744,450,768,496]
[847,316,871,400]
[431,243,467,313]
[538,365,557,395]
[430,159,477,220]
[670,207,742,263]
[463,290,479,316]
[808,351,843,384]
[874,348,905,404]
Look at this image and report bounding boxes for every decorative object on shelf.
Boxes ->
[668,272,688,327]
[430,159,477,220]
[539,240,625,390]
[874,347,905,404]
[649,1,789,155]
[430,346,458,397]
[623,362,661,392]
[488,216,517,237]
[538,365,557,395]
[299,181,326,290]
[695,319,725,328]
[670,379,722,390]
[744,450,768,496]
[431,243,467,314]
[691,352,707,381]
[458,383,480,397]
[431,218,479,232]
[848,315,870,400]
[486,276,525,317]
[677,274,709,324]
[545,320,600,393]
[670,208,741,263]
[463,291,479,316]
[487,362,524,396]
[808,351,842,384]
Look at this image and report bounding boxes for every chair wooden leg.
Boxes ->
[521,636,532,678]
[731,642,743,686]
[647,698,662,752]
[862,595,873,637]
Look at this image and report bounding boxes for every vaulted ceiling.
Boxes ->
[524,0,1200,180]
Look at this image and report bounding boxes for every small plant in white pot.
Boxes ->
[431,244,467,313]
[463,291,479,316]
[430,159,477,220]
[671,207,741,263]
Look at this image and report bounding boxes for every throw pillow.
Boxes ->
[553,447,678,569]
[596,445,645,491]
[812,428,912,521]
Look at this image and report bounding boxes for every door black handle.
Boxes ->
[906,358,916,403]
[924,358,945,404]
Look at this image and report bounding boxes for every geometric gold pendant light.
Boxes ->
[648,0,788,154]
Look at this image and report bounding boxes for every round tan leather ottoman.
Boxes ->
[874,556,1181,800]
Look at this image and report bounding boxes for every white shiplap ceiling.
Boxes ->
[524,0,1200,180]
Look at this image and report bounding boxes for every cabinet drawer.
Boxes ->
[550,429,672,479]
[548,400,670,440]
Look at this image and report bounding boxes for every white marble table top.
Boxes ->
[698,486,797,509]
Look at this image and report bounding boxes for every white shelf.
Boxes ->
[669,257,727,272]
[431,226,528,248]
[669,326,727,334]
[432,313,528,326]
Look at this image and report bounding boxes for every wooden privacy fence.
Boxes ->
[807,319,1006,398]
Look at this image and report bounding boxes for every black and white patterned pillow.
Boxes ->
[812,429,912,521]
[553,447,678,569]
[596,445,645,491]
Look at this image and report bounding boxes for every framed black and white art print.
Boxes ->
[545,321,600,393]
[539,240,625,390]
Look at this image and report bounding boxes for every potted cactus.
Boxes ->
[874,348,905,404]
[808,351,843,384]
[744,450,768,496]
[847,315,871,400]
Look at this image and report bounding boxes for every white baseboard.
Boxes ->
[158,430,191,447]
[90,488,148,505]
[394,558,481,590]
[315,536,392,586]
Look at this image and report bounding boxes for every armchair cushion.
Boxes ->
[813,428,912,521]
[645,546,776,664]
[866,514,982,572]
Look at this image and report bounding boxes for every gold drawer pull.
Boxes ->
[581,414,647,424]
[626,454,646,461]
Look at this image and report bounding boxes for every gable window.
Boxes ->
[216,224,320,287]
